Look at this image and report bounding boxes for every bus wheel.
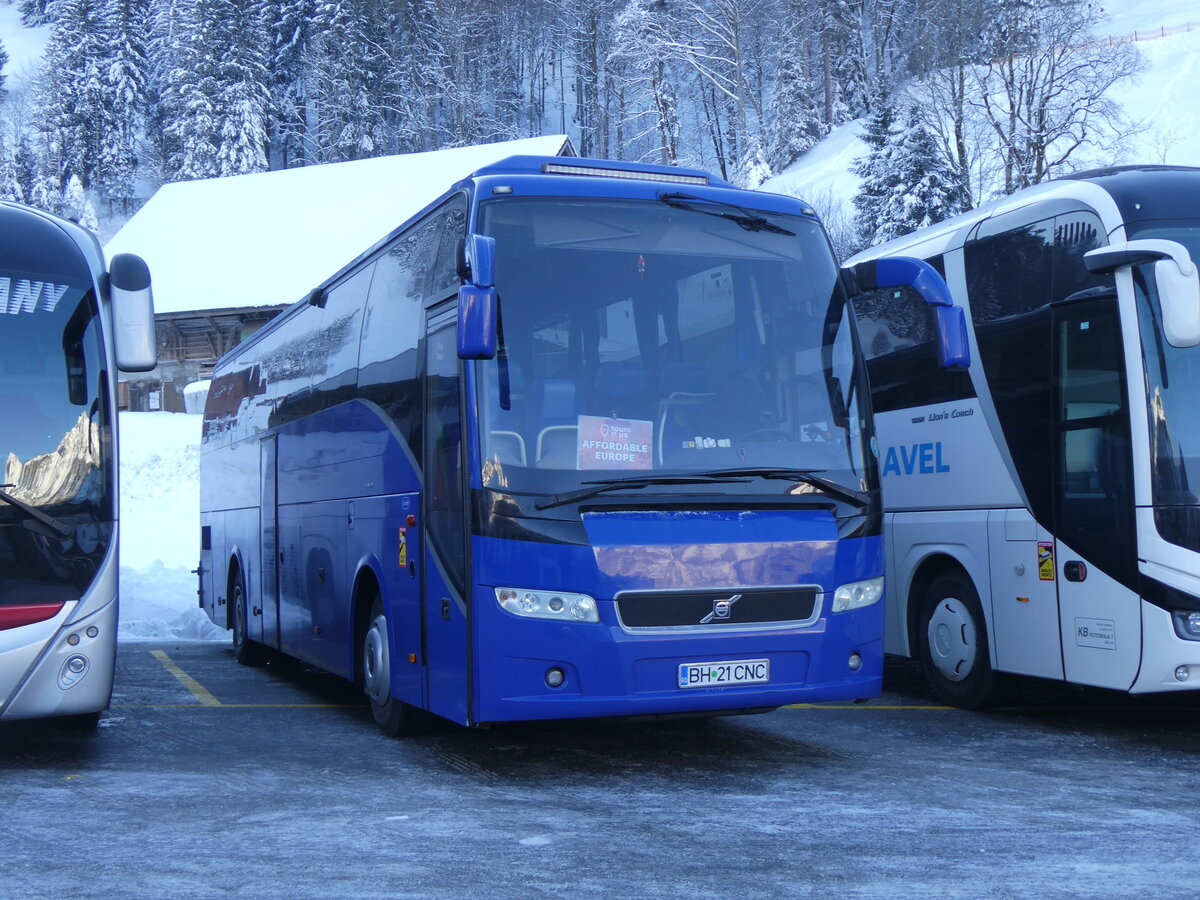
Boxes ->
[362,595,426,737]
[917,572,1004,710]
[231,574,268,667]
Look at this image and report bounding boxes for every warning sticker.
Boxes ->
[577,415,653,470]
[398,527,407,567]
[1075,617,1116,650]
[1037,542,1055,581]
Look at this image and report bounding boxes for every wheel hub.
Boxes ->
[927,597,977,682]
[363,615,390,703]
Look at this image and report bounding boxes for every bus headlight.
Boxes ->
[832,577,884,612]
[496,588,599,623]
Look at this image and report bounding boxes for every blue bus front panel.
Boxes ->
[469,508,883,723]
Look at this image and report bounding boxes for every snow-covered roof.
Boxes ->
[104,135,574,314]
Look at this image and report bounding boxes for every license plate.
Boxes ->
[677,658,770,689]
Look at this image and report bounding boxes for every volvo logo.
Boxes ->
[700,594,742,624]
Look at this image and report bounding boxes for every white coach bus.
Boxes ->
[0,201,156,726]
[844,165,1200,707]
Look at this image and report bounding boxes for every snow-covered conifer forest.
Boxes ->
[0,0,1188,252]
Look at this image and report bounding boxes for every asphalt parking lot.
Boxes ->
[4,643,1200,899]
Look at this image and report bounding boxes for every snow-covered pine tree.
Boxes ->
[733,134,771,188]
[215,0,271,177]
[264,0,317,168]
[609,0,681,165]
[36,0,110,190]
[309,0,386,162]
[765,6,824,174]
[10,139,38,204]
[19,0,53,27]
[61,172,100,231]
[164,0,270,180]
[873,105,967,242]
[850,96,897,251]
[101,0,151,212]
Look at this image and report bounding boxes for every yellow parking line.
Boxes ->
[149,650,223,707]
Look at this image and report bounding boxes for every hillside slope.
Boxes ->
[763,0,1199,228]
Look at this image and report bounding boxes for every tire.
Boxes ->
[916,571,1005,710]
[361,595,426,737]
[231,572,269,667]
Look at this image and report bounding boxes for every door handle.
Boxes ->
[1064,560,1088,582]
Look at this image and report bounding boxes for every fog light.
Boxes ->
[68,656,87,674]
[1176,665,1190,683]
[545,667,565,688]
[67,633,80,646]
[86,626,99,638]
[848,652,863,672]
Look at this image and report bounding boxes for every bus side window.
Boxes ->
[358,215,443,456]
[430,200,467,300]
[425,323,466,592]
[1051,212,1110,301]
[851,282,974,413]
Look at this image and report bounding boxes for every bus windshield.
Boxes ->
[0,263,112,605]
[1132,221,1200,549]
[476,197,870,498]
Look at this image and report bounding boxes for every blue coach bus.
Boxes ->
[198,155,963,734]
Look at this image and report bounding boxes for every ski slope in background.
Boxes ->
[763,0,1200,219]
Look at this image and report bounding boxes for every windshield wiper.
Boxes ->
[659,192,796,236]
[0,485,73,537]
[534,474,751,510]
[687,467,872,508]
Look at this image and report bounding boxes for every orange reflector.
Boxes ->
[409,653,417,663]
[1017,596,1030,603]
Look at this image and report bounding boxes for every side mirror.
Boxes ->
[109,253,157,372]
[458,284,497,359]
[458,233,499,359]
[934,305,971,369]
[1086,239,1200,348]
[849,256,971,369]
[462,233,497,288]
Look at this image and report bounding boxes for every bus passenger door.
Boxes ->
[259,436,281,648]
[422,318,470,725]
[1052,296,1141,689]
[986,508,1063,680]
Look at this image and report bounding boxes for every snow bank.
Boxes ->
[118,411,224,641]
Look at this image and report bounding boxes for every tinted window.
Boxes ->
[964,210,1111,529]
[852,283,975,413]
[312,265,373,408]
[425,323,465,591]
[1054,298,1135,584]
[357,200,466,454]
[968,220,1054,323]
[430,201,467,300]
[1,231,113,606]
[1052,213,1109,300]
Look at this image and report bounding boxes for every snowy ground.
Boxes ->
[118,411,225,641]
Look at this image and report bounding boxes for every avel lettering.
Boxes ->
[882,442,951,477]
